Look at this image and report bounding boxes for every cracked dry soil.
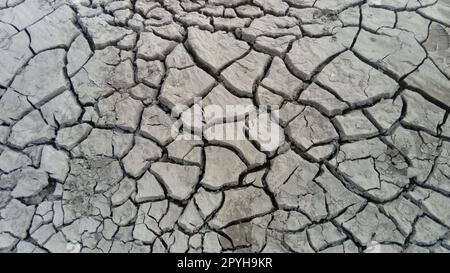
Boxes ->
[1,0,450,253]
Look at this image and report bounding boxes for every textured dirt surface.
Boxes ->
[1,0,450,253]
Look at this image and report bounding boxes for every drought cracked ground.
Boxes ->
[0,0,450,254]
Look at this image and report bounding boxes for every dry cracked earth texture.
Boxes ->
[0,0,450,254]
